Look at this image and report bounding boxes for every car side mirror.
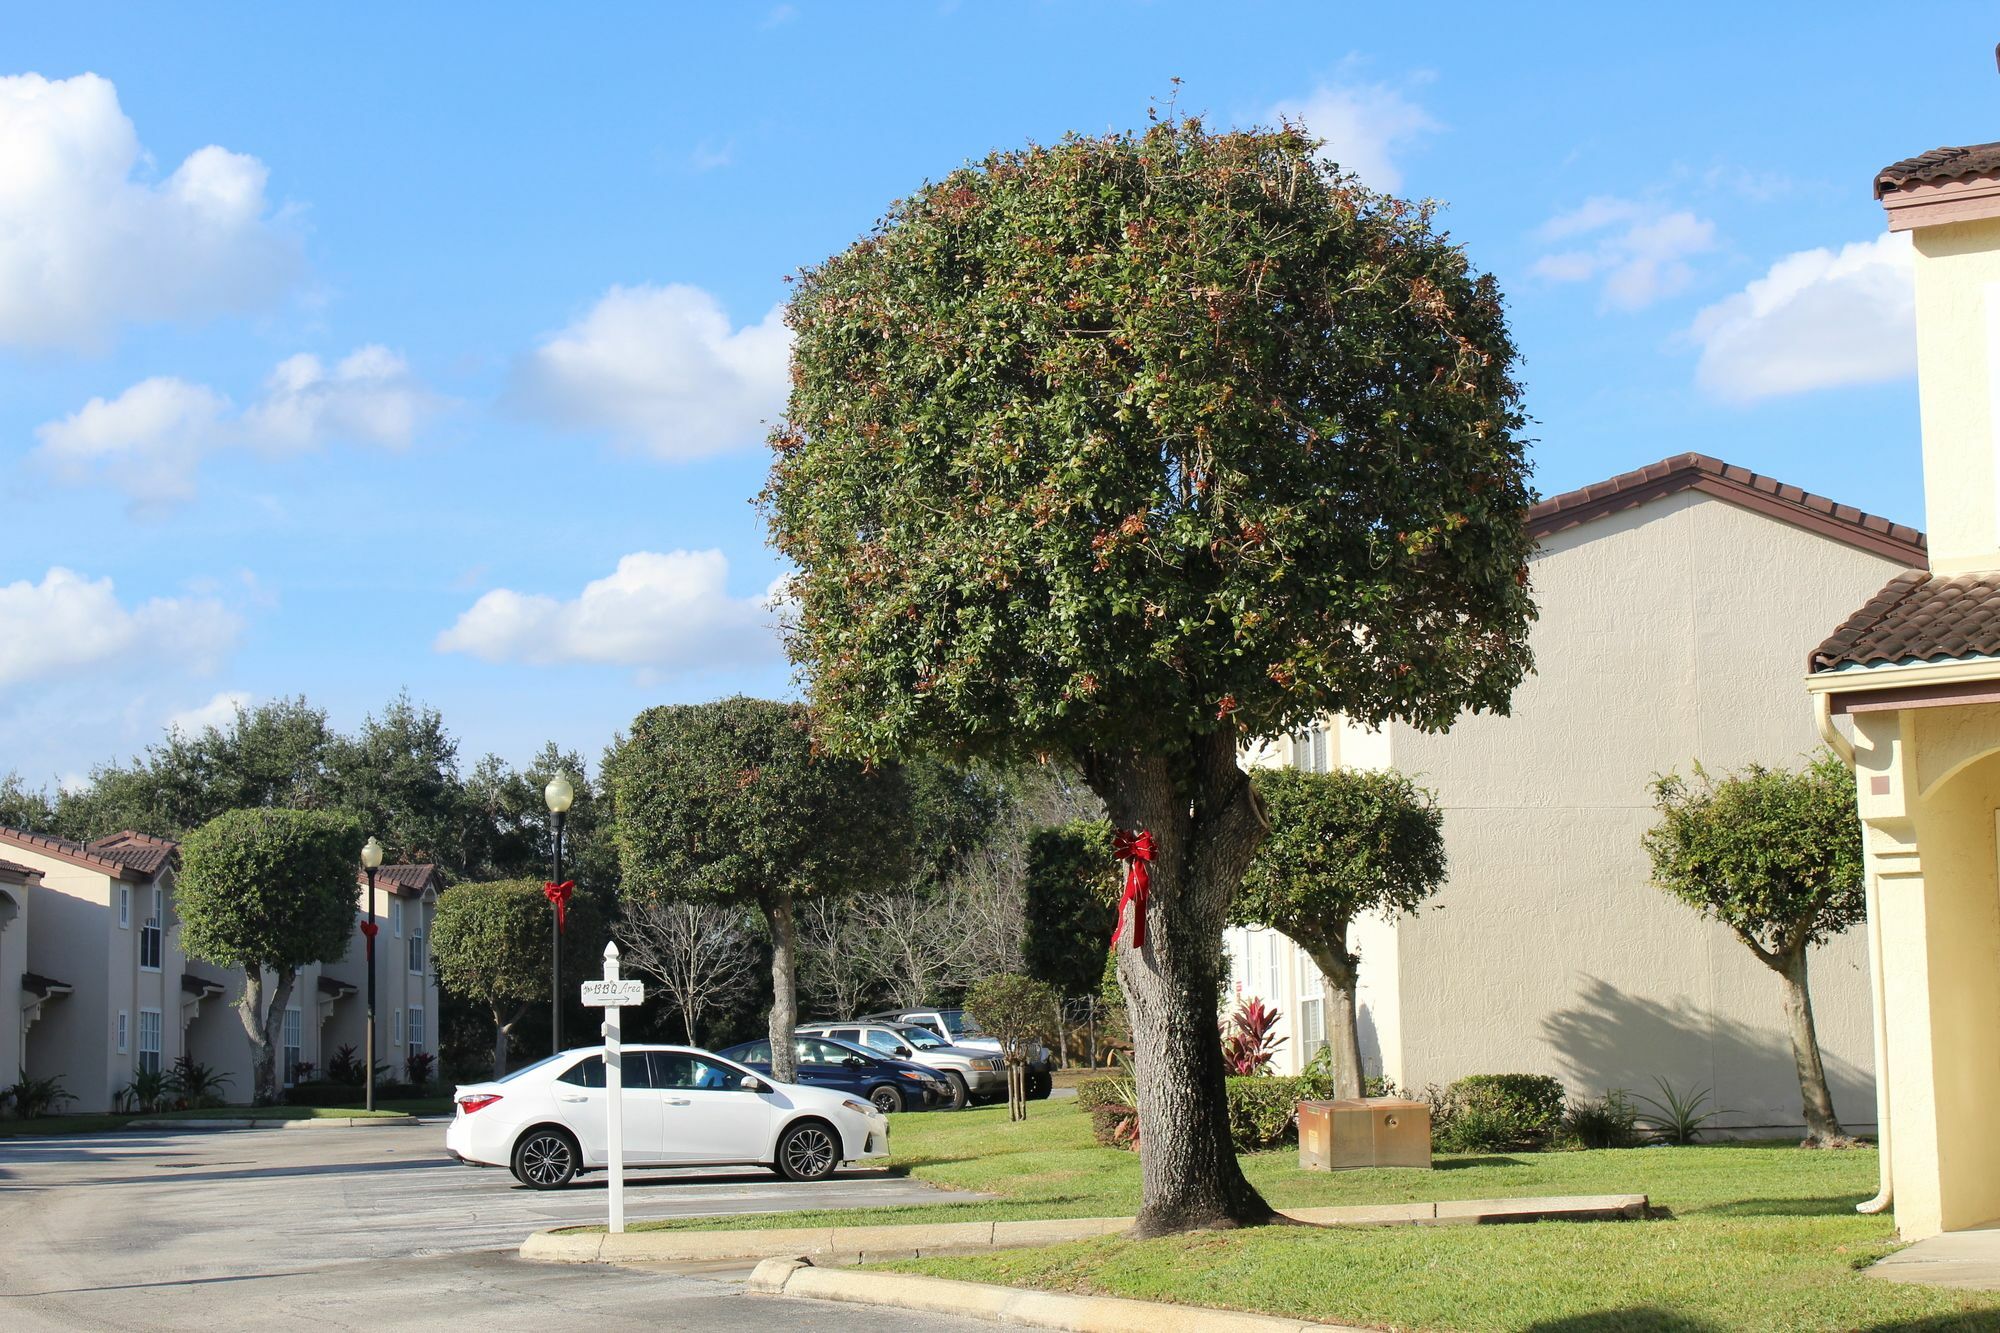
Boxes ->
[740,1075,771,1093]
[894,1046,912,1058]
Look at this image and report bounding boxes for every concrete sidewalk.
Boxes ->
[1870,1222,2000,1291]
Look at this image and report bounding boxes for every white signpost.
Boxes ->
[580,943,644,1233]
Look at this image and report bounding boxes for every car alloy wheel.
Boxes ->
[514,1129,578,1188]
[870,1083,906,1114]
[778,1122,839,1181]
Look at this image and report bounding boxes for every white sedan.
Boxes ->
[444,1044,890,1188]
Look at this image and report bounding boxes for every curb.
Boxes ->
[125,1115,419,1130]
[519,1193,1648,1264]
[748,1257,1364,1332]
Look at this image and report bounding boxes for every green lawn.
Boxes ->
[631,1099,2000,1331]
[0,1097,450,1136]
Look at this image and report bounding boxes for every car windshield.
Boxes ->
[894,1025,948,1050]
[938,1009,985,1037]
[492,1052,571,1084]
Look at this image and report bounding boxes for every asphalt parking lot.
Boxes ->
[0,1119,991,1331]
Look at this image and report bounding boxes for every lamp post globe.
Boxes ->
[544,774,575,1054]
[359,836,384,1112]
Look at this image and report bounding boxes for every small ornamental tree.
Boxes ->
[1232,766,1446,1098]
[607,697,910,1083]
[431,878,603,1076]
[1645,751,1865,1146]
[178,808,361,1104]
[764,114,1535,1233]
[966,972,1061,1121]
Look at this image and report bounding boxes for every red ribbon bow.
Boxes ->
[1110,828,1153,951]
[359,921,378,941]
[543,880,575,931]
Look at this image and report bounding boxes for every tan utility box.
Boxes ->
[1297,1097,1432,1171]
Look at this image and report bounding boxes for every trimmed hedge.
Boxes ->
[1433,1073,1566,1152]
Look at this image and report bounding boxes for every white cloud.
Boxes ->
[514,284,791,461]
[1268,78,1439,192]
[34,346,437,504]
[1688,232,1915,403]
[435,550,784,674]
[167,690,252,736]
[0,72,298,350]
[1532,196,1717,310]
[0,567,240,688]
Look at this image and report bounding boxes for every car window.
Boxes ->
[860,1029,903,1054]
[556,1054,657,1089]
[733,1041,772,1064]
[895,1026,946,1050]
[794,1036,859,1064]
[557,1056,603,1088]
[496,1052,570,1083]
[651,1052,741,1090]
[831,1027,863,1044]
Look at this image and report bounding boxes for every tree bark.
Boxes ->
[1775,946,1846,1145]
[1300,937,1363,1100]
[235,966,295,1106]
[768,893,798,1084]
[1092,732,1278,1237]
[492,1001,528,1078]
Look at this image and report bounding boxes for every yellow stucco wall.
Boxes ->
[1912,216,2000,574]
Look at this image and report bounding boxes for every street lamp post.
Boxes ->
[360,836,384,1113]
[544,774,575,1057]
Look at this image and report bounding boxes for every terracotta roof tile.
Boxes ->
[87,831,179,877]
[359,863,444,897]
[1529,452,1927,565]
[1876,142,2000,198]
[1808,570,2000,671]
[0,826,165,880]
[0,857,43,884]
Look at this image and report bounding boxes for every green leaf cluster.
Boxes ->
[965,972,1061,1053]
[430,878,603,1009]
[1643,751,1864,961]
[764,115,1537,767]
[177,808,362,973]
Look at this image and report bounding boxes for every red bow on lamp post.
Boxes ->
[1110,829,1154,951]
[543,880,574,931]
[359,921,378,941]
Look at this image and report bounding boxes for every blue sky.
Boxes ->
[4,3,1994,786]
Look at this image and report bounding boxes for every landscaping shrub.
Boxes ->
[1081,1073,1317,1152]
[4,1073,74,1119]
[1075,1078,1123,1113]
[1433,1073,1566,1152]
[283,1079,421,1107]
[1563,1089,1640,1149]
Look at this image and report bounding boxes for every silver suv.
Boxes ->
[857,1008,1053,1100]
[799,1020,1004,1108]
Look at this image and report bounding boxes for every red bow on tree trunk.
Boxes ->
[1110,828,1154,951]
[543,880,574,931]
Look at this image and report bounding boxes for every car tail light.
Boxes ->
[458,1093,503,1115]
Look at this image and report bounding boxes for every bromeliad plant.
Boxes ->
[1220,997,1286,1076]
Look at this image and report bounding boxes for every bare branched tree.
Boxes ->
[620,900,759,1043]
[796,896,881,1020]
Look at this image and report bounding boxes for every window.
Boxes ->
[118,887,130,929]
[1263,931,1281,1001]
[796,1037,863,1065]
[1298,997,1327,1059]
[408,921,426,977]
[139,887,162,971]
[283,1008,302,1084]
[556,1055,656,1089]
[391,899,404,938]
[651,1053,739,1090]
[117,1011,129,1053]
[1290,725,1329,773]
[731,1041,773,1065]
[137,1009,161,1075]
[859,1029,906,1055]
[394,1008,403,1046]
[407,1006,425,1055]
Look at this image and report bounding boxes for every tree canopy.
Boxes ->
[431,878,603,1074]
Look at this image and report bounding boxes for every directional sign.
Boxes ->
[580,978,645,1008]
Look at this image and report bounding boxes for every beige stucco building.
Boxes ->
[1802,140,2000,1241]
[0,825,440,1111]
[1230,454,1924,1137]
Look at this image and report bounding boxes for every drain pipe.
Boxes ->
[1819,693,1891,1215]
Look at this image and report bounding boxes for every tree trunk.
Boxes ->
[493,1001,528,1078]
[1093,732,1277,1237]
[768,893,798,1084]
[1776,946,1846,1145]
[1301,938,1363,1100]
[235,966,295,1106]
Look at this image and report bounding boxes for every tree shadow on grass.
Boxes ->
[1696,1194,1871,1218]
[1432,1155,1530,1169]
[1524,1309,1720,1332]
[1859,1317,2000,1331]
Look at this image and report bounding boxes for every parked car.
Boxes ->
[715,1034,952,1113]
[797,1019,1006,1108]
[444,1044,889,1189]
[859,1007,1054,1098]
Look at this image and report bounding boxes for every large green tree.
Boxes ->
[607,697,912,1082]
[1644,751,1864,1146]
[763,114,1536,1233]
[178,808,361,1104]
[1023,820,1117,999]
[1232,766,1446,1099]
[431,878,604,1075]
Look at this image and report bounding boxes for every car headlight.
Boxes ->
[841,1097,873,1115]
[974,1058,999,1071]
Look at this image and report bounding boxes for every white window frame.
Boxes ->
[408,920,426,976]
[408,1006,425,1055]
[394,1007,403,1046]
[283,1007,303,1086]
[1263,931,1281,1001]
[118,886,130,929]
[137,1008,162,1075]
[139,887,163,971]
[1298,996,1327,1059]
[392,899,404,938]
[117,1010,129,1053]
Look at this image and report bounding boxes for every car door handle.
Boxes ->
[556,1092,588,1103]
[665,1097,691,1105]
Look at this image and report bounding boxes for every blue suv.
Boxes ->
[715,1034,949,1113]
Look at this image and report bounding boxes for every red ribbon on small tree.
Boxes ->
[1110,828,1154,951]
[543,880,574,931]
